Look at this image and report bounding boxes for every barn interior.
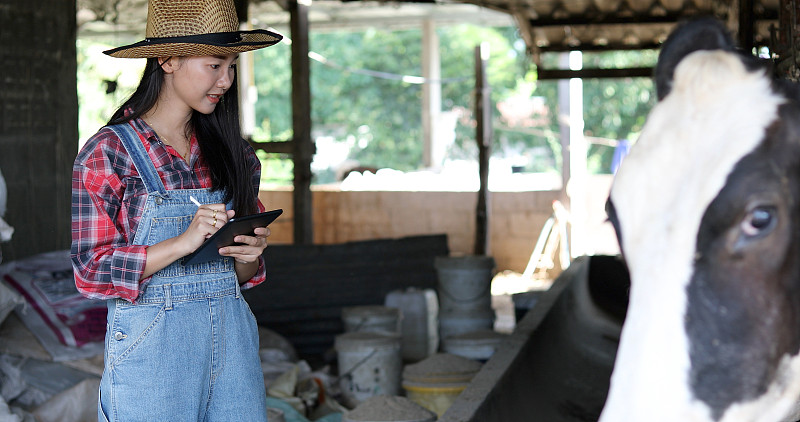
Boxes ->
[0,0,796,421]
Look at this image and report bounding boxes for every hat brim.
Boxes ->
[104,29,282,58]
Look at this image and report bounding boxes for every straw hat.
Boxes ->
[104,0,282,58]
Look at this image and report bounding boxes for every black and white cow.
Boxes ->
[603,18,800,422]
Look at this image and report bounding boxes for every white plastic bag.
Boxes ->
[0,167,7,218]
[0,167,12,265]
[0,282,22,327]
[0,218,12,243]
[0,395,22,422]
[33,378,100,422]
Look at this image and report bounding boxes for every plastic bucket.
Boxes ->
[434,256,495,313]
[441,329,508,361]
[343,396,437,422]
[403,382,470,418]
[342,305,401,335]
[402,353,482,417]
[335,331,403,407]
[385,288,439,362]
[438,308,495,341]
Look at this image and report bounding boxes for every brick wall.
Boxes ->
[259,175,619,273]
[0,0,78,261]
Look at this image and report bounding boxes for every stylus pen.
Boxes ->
[189,196,202,207]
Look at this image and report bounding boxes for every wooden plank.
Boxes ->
[537,67,654,80]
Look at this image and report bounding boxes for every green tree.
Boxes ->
[248,26,659,184]
[581,50,657,173]
[77,28,658,183]
[310,28,425,172]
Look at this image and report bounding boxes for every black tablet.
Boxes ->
[181,209,283,266]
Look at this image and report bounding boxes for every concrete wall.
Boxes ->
[0,0,78,261]
[259,175,618,273]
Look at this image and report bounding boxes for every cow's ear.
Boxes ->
[655,17,737,100]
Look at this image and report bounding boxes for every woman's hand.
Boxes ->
[178,204,230,256]
[140,203,229,280]
[219,215,271,283]
[220,225,271,264]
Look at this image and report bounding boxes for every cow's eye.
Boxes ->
[740,206,777,237]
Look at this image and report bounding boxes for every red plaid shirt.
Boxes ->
[71,117,266,302]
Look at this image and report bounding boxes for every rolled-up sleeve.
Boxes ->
[71,137,147,302]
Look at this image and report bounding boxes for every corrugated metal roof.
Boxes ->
[459,0,781,75]
[77,0,788,77]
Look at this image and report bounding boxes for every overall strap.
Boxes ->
[107,123,169,198]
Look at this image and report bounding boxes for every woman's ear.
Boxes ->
[158,57,178,74]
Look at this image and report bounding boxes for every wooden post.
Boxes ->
[421,19,442,169]
[737,0,755,53]
[289,0,314,245]
[474,44,491,256]
[557,53,571,211]
[232,0,248,22]
[234,0,256,139]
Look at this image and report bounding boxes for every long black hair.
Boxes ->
[108,58,258,215]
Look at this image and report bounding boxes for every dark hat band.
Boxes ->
[103,29,282,57]
[143,31,243,46]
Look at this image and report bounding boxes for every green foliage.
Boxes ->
[256,151,294,186]
[309,28,426,171]
[581,50,657,173]
[76,38,144,146]
[253,42,293,141]
[253,24,552,183]
[76,26,659,186]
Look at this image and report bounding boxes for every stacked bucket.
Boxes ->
[435,256,496,342]
[334,254,504,419]
[335,306,403,408]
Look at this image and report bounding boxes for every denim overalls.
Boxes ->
[98,124,267,422]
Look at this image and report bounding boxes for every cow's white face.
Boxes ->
[603,20,800,422]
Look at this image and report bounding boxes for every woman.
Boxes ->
[70,1,282,420]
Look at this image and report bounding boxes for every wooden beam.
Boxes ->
[557,54,571,213]
[249,140,295,155]
[536,42,663,53]
[233,0,248,23]
[529,12,687,27]
[537,67,654,80]
[421,19,442,169]
[474,45,491,256]
[290,0,314,245]
[738,0,756,53]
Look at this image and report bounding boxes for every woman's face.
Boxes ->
[164,54,238,115]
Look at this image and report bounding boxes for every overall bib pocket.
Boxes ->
[146,214,193,245]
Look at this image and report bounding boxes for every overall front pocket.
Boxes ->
[106,301,166,370]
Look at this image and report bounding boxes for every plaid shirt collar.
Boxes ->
[122,111,198,169]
